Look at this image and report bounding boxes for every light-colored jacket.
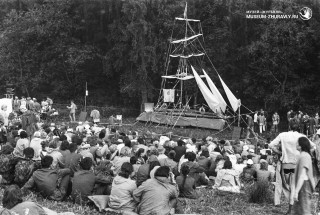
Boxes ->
[108,175,137,211]
[29,137,42,160]
[133,177,179,215]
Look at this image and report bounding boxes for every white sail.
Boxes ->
[218,74,240,112]
[191,66,220,112]
[202,69,227,113]
[170,53,204,58]
[171,34,202,44]
[175,17,200,22]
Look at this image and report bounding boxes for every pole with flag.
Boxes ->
[184,2,187,19]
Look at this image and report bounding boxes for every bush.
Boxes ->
[246,181,273,204]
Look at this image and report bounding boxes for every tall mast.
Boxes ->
[180,2,188,108]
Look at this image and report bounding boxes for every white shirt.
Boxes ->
[254,113,258,123]
[207,143,217,154]
[269,131,315,164]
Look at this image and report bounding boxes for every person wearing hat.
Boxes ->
[240,159,257,185]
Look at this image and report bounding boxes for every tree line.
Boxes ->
[0,0,319,115]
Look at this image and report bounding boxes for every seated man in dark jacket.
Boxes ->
[72,157,112,204]
[240,159,257,184]
[0,144,19,184]
[181,152,208,186]
[22,156,70,201]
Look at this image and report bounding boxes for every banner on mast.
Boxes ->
[163,89,175,103]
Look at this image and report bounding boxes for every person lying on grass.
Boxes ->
[0,184,75,215]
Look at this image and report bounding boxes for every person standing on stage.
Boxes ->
[67,100,77,122]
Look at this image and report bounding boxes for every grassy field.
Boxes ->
[0,186,318,215]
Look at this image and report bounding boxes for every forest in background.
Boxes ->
[0,0,319,115]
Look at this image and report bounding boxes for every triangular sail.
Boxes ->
[218,74,240,112]
[191,66,220,113]
[202,69,227,113]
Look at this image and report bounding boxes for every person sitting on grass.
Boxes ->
[14,147,41,187]
[159,150,178,175]
[46,138,65,169]
[176,165,197,199]
[108,162,137,212]
[0,144,19,185]
[213,160,241,193]
[136,149,159,187]
[240,159,257,185]
[181,151,208,186]
[256,159,272,182]
[72,157,112,204]
[22,155,71,201]
[0,184,75,215]
[13,130,29,158]
[133,166,179,215]
[64,143,82,177]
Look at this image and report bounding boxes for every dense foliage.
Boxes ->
[0,0,319,114]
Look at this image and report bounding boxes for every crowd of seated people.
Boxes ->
[0,121,278,214]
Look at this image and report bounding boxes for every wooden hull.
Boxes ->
[136,111,225,130]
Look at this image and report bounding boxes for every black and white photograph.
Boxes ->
[0,0,319,214]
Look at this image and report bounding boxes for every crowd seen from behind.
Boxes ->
[0,101,317,214]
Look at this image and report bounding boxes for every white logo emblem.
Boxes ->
[299,7,312,20]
